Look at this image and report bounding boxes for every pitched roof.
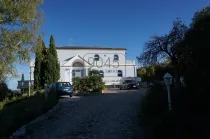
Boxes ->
[56,46,127,50]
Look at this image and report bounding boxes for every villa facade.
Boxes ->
[28,46,137,86]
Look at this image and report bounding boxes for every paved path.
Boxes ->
[23,89,146,139]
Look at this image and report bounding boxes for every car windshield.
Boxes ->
[57,82,71,87]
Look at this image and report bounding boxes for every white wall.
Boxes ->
[57,49,126,65]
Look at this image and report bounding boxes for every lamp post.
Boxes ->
[163,72,173,111]
[28,81,30,97]
[29,67,31,97]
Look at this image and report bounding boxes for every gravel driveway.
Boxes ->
[22,89,146,139]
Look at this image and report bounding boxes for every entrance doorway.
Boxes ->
[72,70,84,77]
[72,61,84,78]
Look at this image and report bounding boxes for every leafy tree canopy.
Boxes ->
[191,5,210,27]
[181,5,210,88]
[0,0,43,79]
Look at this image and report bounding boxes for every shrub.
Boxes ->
[141,84,168,121]
[140,84,173,139]
[0,89,58,138]
[88,75,105,91]
[141,83,210,139]
[42,89,58,112]
[0,95,28,110]
[72,75,105,95]
[0,81,9,101]
[34,90,44,96]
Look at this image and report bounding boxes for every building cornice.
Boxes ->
[56,46,127,50]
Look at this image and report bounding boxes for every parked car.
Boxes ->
[120,80,140,90]
[48,82,73,97]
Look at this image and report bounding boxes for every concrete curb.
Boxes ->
[10,101,61,138]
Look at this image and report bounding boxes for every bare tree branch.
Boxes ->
[137,19,188,66]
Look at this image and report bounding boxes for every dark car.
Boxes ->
[120,80,140,90]
[48,82,73,97]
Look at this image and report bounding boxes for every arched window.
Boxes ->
[94,54,99,61]
[99,70,104,77]
[72,62,83,67]
[118,70,123,77]
[114,54,119,61]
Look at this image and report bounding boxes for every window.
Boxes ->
[81,70,84,77]
[99,70,104,77]
[72,70,75,77]
[94,54,99,61]
[72,62,83,67]
[72,70,84,77]
[118,70,123,77]
[114,54,119,61]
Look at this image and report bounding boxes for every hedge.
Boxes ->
[0,90,58,138]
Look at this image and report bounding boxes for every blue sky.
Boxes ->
[7,0,209,89]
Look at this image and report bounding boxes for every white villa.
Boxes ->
[27,46,137,87]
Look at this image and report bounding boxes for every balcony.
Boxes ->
[126,60,135,65]
[17,80,34,89]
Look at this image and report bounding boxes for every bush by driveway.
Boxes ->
[140,84,210,139]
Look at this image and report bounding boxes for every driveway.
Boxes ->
[23,89,147,139]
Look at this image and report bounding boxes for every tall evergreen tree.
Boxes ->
[42,35,60,85]
[34,36,45,90]
[49,35,60,82]
[21,74,24,81]
[21,73,25,93]
[40,40,47,88]
[42,51,55,85]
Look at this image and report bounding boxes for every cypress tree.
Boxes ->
[42,35,60,85]
[21,73,24,93]
[49,35,60,82]
[34,36,45,90]
[40,40,47,88]
[21,74,24,81]
[42,51,55,85]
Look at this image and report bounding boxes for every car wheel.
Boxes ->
[69,94,73,97]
